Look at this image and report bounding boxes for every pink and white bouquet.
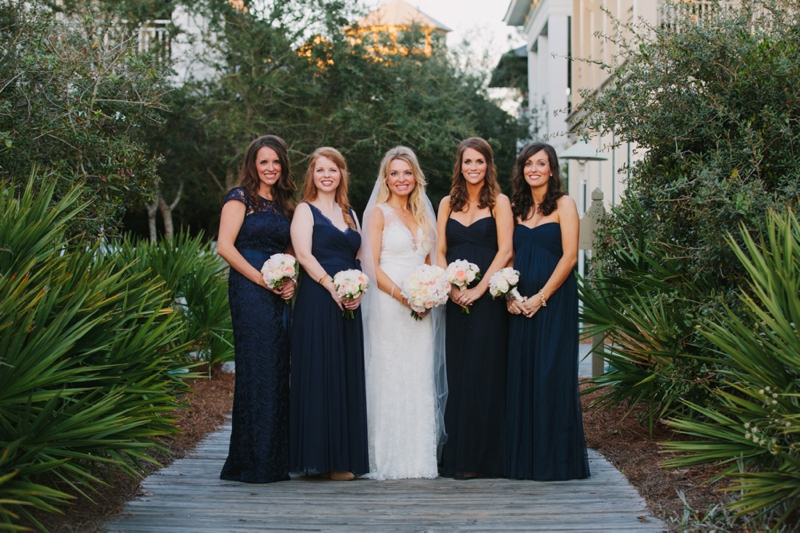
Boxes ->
[333,269,370,319]
[488,267,523,302]
[261,253,299,302]
[401,264,451,320]
[445,259,481,314]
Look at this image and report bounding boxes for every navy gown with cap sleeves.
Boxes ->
[289,203,369,476]
[505,222,590,481]
[220,186,291,483]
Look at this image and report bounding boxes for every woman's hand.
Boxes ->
[519,294,543,318]
[449,286,465,309]
[343,292,364,311]
[453,285,486,311]
[327,286,344,311]
[507,297,525,315]
[278,278,295,300]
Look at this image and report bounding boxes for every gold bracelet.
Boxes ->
[319,273,329,285]
[539,289,547,307]
[390,283,396,298]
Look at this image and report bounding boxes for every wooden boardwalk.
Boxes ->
[108,423,667,532]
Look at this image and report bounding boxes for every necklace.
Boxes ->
[391,204,409,217]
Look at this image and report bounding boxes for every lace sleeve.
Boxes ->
[223,187,249,208]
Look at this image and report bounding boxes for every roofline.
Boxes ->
[504,0,532,26]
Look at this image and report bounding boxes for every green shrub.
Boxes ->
[0,1,170,237]
[0,176,192,530]
[578,0,800,421]
[113,231,234,373]
[662,211,800,527]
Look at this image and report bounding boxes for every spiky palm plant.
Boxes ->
[662,210,800,527]
[0,176,193,530]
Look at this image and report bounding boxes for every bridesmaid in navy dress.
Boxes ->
[290,147,369,481]
[217,135,297,483]
[505,142,590,481]
[436,137,514,479]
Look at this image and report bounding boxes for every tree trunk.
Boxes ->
[146,184,160,243]
[158,182,184,242]
[225,166,236,189]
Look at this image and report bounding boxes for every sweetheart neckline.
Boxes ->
[447,217,494,229]
[517,221,560,230]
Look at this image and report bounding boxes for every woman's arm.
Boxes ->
[435,196,450,268]
[217,200,283,295]
[369,207,409,308]
[291,203,343,310]
[520,196,580,317]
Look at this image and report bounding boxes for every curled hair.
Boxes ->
[448,137,500,213]
[510,142,565,221]
[232,135,296,219]
[375,146,436,244]
[300,147,356,229]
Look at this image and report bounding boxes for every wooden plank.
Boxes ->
[108,424,667,532]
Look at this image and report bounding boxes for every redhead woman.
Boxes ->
[218,134,296,483]
[505,142,590,481]
[289,147,369,481]
[436,137,514,479]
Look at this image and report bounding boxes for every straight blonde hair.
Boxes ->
[376,146,435,244]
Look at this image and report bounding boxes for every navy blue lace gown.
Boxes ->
[506,222,590,481]
[441,212,508,478]
[220,187,291,484]
[289,203,369,475]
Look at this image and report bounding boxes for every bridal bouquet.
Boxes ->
[401,264,451,320]
[333,269,370,319]
[488,267,523,302]
[261,254,299,302]
[445,259,481,314]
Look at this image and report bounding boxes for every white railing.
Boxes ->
[659,0,737,30]
[137,19,171,57]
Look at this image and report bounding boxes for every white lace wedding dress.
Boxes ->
[364,203,439,480]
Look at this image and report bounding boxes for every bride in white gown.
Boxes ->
[361,146,447,480]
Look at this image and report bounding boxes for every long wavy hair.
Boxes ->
[375,146,436,244]
[232,135,296,219]
[511,142,565,221]
[300,147,356,229]
[448,137,501,214]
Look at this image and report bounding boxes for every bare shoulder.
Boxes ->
[369,203,385,229]
[557,195,577,211]
[438,195,451,211]
[495,193,512,209]
[292,202,312,222]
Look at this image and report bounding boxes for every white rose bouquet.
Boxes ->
[445,259,481,314]
[488,267,523,302]
[333,269,370,319]
[401,264,451,321]
[261,253,299,303]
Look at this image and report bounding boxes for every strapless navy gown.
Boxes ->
[506,222,590,481]
[220,187,291,483]
[289,203,369,475]
[441,214,508,479]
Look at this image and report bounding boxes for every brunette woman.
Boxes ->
[436,137,514,479]
[505,142,590,481]
[289,147,368,481]
[218,135,296,483]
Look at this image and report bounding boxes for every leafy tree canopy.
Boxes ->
[0,0,171,237]
[129,0,526,235]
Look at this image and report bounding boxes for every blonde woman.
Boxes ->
[360,146,446,480]
[289,147,368,481]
